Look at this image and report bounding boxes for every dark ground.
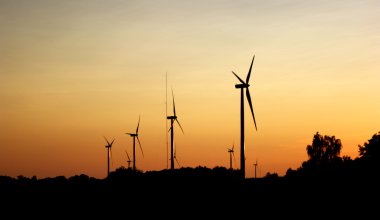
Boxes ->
[1,166,378,217]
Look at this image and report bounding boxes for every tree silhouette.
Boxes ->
[306,132,342,165]
[358,131,380,161]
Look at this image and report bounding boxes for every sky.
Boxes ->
[1,0,379,179]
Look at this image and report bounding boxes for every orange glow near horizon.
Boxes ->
[1,1,379,179]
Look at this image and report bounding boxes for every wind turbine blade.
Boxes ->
[246,88,257,130]
[232,144,234,151]
[175,157,180,167]
[125,150,131,161]
[137,136,144,158]
[172,89,176,116]
[168,126,172,133]
[175,119,184,134]
[174,144,180,167]
[104,136,110,146]
[136,116,140,133]
[126,133,133,136]
[232,151,235,161]
[246,55,255,83]
[110,139,115,146]
[232,71,245,84]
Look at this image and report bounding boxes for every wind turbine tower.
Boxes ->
[126,116,144,171]
[104,137,115,177]
[227,144,235,170]
[254,160,258,179]
[167,90,184,170]
[232,55,258,179]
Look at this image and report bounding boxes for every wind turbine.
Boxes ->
[254,159,258,179]
[167,90,184,170]
[227,144,235,170]
[126,116,144,171]
[125,150,132,169]
[104,136,115,177]
[232,54,257,179]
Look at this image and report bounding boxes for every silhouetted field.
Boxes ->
[1,165,377,217]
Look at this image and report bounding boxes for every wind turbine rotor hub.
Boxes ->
[235,84,248,89]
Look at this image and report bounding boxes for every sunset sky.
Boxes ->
[1,0,379,179]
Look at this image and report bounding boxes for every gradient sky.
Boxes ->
[1,0,379,178]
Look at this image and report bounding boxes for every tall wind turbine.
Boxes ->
[104,136,115,177]
[232,55,257,179]
[254,159,258,179]
[126,116,144,171]
[167,90,184,170]
[227,144,235,170]
[125,150,132,169]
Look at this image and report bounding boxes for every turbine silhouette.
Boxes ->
[126,116,144,171]
[167,90,184,170]
[254,159,258,179]
[103,136,115,177]
[227,144,235,170]
[232,54,257,179]
[125,150,132,169]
